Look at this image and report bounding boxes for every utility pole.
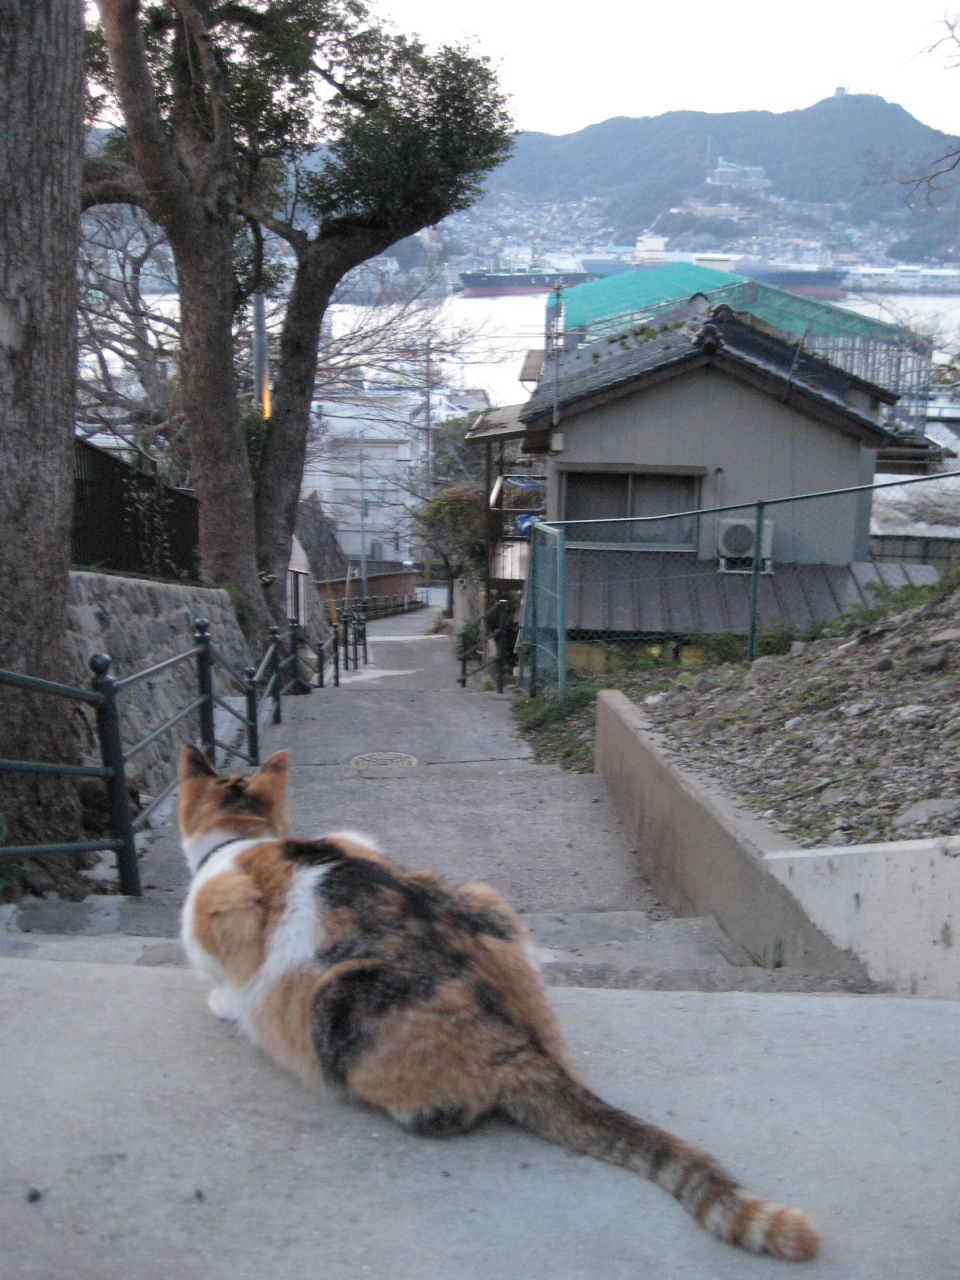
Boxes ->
[424,338,433,492]
[358,432,368,599]
[252,294,270,417]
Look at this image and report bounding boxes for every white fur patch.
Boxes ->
[324,829,380,853]
[180,836,272,983]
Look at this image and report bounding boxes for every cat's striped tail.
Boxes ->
[501,1060,820,1262]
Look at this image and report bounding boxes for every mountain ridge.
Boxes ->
[484,95,954,238]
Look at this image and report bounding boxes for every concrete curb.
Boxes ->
[765,840,960,997]
[594,691,871,980]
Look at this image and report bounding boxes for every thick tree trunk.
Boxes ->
[0,0,85,870]
[255,235,381,623]
[171,222,268,633]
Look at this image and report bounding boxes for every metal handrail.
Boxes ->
[113,646,202,690]
[0,759,112,779]
[253,641,276,685]
[212,694,249,726]
[458,598,509,692]
[123,696,205,763]
[213,737,254,765]
[208,643,248,692]
[132,772,181,833]
[0,838,123,861]
[0,615,340,891]
[0,667,102,705]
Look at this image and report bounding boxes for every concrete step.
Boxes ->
[1,903,878,992]
[2,956,955,1280]
[524,910,879,994]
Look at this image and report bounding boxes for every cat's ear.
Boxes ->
[180,744,217,781]
[250,750,289,802]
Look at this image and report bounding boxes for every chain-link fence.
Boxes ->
[521,471,960,699]
[521,521,567,700]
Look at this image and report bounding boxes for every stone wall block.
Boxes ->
[65,572,251,796]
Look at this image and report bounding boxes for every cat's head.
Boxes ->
[178,745,290,869]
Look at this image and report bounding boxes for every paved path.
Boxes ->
[3,605,959,1277]
[2,958,958,1280]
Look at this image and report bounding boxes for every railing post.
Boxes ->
[316,634,325,689]
[270,625,282,723]
[352,610,359,669]
[244,666,259,766]
[556,526,567,703]
[194,617,215,766]
[341,617,350,671]
[332,627,339,686]
[361,599,369,665]
[747,500,766,664]
[496,598,508,694]
[289,618,299,692]
[89,654,141,897]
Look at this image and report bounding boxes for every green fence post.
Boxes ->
[89,654,141,897]
[244,666,259,765]
[529,527,539,696]
[270,626,282,723]
[194,618,216,765]
[747,500,765,663]
[556,525,567,703]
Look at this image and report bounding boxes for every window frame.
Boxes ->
[558,465,704,552]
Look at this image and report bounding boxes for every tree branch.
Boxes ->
[82,157,150,210]
[168,0,235,188]
[94,0,191,218]
[240,195,308,258]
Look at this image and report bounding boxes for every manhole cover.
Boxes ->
[350,751,417,768]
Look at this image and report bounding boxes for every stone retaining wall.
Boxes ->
[65,572,250,797]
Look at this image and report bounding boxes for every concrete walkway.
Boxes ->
[2,958,958,1280]
[3,606,960,1277]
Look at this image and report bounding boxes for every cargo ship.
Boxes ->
[747,268,848,300]
[458,269,594,297]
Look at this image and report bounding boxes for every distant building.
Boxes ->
[706,158,771,193]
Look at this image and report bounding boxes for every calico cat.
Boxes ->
[178,743,819,1262]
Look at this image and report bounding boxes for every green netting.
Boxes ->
[562,263,743,331]
[714,281,927,346]
[525,522,567,701]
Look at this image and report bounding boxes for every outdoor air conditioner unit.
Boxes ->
[717,517,774,574]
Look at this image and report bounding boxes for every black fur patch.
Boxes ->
[284,839,348,868]
[403,1107,472,1138]
[217,779,268,818]
[304,842,526,1080]
[183,745,217,778]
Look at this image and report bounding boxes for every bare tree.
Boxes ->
[76,205,187,473]
[0,0,86,871]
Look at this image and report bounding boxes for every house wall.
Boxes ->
[546,366,877,564]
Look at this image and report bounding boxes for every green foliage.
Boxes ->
[306,37,513,236]
[240,400,269,491]
[756,619,797,657]
[416,481,486,577]
[433,415,486,487]
[86,1,513,295]
[513,685,596,733]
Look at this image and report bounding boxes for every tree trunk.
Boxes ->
[171,223,268,633]
[255,234,382,623]
[0,0,85,874]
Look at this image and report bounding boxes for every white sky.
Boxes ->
[376,1,960,137]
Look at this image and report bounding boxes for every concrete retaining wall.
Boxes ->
[765,841,960,998]
[65,572,250,796]
[594,691,869,980]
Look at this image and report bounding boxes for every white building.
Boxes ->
[301,380,489,565]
